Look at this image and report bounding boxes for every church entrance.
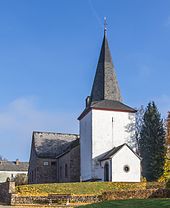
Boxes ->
[104,162,109,181]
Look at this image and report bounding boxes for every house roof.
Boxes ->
[98,143,141,161]
[90,31,122,103]
[78,100,136,120]
[0,161,29,172]
[33,131,79,158]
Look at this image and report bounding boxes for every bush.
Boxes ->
[166,179,170,188]
[14,174,28,186]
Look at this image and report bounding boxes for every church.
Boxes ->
[28,28,141,184]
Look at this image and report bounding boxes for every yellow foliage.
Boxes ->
[16,182,147,197]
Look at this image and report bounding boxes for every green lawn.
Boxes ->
[16,182,148,196]
[78,199,170,208]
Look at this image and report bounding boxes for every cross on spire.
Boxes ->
[104,17,107,34]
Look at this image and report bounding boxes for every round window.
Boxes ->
[124,165,130,173]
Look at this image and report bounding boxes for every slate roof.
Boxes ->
[78,100,136,120]
[33,131,79,158]
[91,100,136,112]
[0,161,29,172]
[90,31,122,103]
[98,143,141,161]
[78,31,136,120]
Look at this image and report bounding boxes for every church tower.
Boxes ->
[78,23,141,182]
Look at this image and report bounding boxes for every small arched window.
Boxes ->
[65,164,68,178]
[60,166,62,178]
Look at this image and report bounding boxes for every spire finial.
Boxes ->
[104,17,107,34]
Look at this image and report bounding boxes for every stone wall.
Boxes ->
[9,188,170,206]
[102,189,170,200]
[28,146,58,184]
[58,145,80,183]
[28,141,80,184]
[0,181,15,204]
[1,183,170,206]
[11,194,102,205]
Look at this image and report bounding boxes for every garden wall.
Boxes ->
[11,188,170,205]
[0,181,15,204]
[102,188,170,201]
[0,181,170,206]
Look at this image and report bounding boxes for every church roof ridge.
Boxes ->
[33,131,79,137]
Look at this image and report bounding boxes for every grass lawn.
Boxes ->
[16,182,148,196]
[78,199,170,208]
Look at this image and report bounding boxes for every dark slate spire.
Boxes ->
[90,25,122,103]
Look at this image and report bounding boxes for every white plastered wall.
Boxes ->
[92,109,135,158]
[111,145,141,182]
[80,108,136,181]
[0,171,28,183]
[80,111,92,181]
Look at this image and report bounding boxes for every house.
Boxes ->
[28,132,80,184]
[0,159,28,183]
[28,26,141,183]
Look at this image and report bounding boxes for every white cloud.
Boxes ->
[0,97,78,161]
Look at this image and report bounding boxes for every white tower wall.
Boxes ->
[80,111,92,181]
[92,109,135,158]
[80,108,136,181]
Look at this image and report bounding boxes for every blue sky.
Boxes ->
[0,0,170,161]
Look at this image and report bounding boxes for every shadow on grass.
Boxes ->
[77,198,170,208]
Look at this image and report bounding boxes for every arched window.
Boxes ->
[60,166,62,178]
[65,164,68,178]
[104,162,109,181]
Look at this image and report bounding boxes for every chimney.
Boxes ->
[16,159,19,165]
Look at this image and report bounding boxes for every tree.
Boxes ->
[139,101,166,181]
[160,111,170,182]
[126,106,144,154]
[0,155,8,161]
[135,106,145,154]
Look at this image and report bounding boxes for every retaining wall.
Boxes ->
[11,188,170,205]
[0,181,170,206]
[0,181,15,204]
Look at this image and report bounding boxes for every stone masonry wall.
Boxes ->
[70,145,80,182]
[29,142,80,184]
[58,145,80,183]
[102,189,170,200]
[10,188,170,205]
[0,181,15,204]
[28,146,58,184]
